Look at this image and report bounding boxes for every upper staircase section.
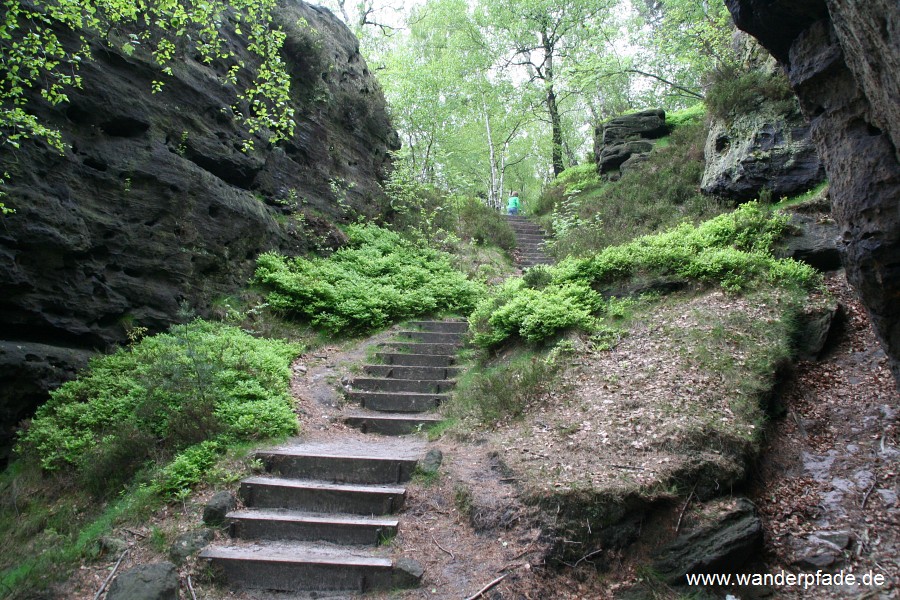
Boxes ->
[506,215,554,268]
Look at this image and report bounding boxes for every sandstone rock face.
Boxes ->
[701,108,824,200]
[594,109,667,175]
[0,1,399,453]
[725,0,900,386]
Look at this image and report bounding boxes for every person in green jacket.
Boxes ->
[506,192,520,215]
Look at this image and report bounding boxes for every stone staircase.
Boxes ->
[506,214,553,268]
[200,319,468,594]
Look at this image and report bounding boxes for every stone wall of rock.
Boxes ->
[701,34,825,200]
[701,103,824,200]
[725,0,900,386]
[593,109,667,177]
[0,1,399,454]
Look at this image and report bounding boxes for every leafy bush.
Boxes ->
[254,223,484,334]
[554,162,602,194]
[19,320,300,498]
[470,203,822,348]
[456,196,516,251]
[666,103,706,129]
[705,67,795,121]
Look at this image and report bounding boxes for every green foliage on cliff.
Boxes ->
[1,0,294,154]
[254,223,485,334]
[18,319,300,498]
[470,203,822,348]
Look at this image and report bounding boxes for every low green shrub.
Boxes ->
[18,320,300,498]
[705,67,795,121]
[254,223,484,334]
[470,203,822,348]
[448,351,562,423]
[666,103,706,129]
[456,196,516,251]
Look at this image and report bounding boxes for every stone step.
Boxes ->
[382,342,459,355]
[350,377,456,394]
[344,413,443,435]
[407,320,468,333]
[514,234,547,241]
[240,477,406,515]
[363,364,462,380]
[200,543,420,592]
[375,352,457,367]
[395,330,466,344]
[347,390,445,413]
[256,448,420,484]
[228,509,398,545]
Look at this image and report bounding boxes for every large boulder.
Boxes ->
[0,1,399,456]
[594,109,667,175]
[702,33,825,200]
[725,0,900,386]
[701,110,824,200]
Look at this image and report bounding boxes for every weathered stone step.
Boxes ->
[344,413,443,435]
[228,509,398,545]
[257,449,419,484]
[408,320,468,333]
[347,390,445,413]
[363,364,461,380]
[240,477,406,515]
[382,342,459,355]
[200,543,420,592]
[350,377,455,394]
[395,330,466,344]
[375,352,457,367]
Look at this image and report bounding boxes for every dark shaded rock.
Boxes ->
[702,113,824,200]
[602,109,668,145]
[795,301,840,360]
[420,448,443,474]
[0,341,92,461]
[594,109,666,174]
[599,140,654,174]
[392,557,425,588]
[169,528,215,564]
[0,0,400,452]
[203,491,237,526]
[106,562,179,600]
[652,498,762,585]
[724,0,900,387]
[778,213,842,271]
[796,551,839,570]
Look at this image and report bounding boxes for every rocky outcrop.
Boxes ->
[0,1,399,454]
[702,108,824,200]
[702,35,825,200]
[652,498,762,585]
[594,109,667,176]
[725,0,900,386]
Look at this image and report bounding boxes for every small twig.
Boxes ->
[465,574,507,600]
[675,488,696,534]
[431,534,454,559]
[573,549,603,568]
[123,528,146,539]
[186,575,198,600]
[610,464,645,471]
[861,478,877,509]
[93,548,129,600]
[512,544,534,560]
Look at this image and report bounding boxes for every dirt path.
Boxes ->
[751,272,900,598]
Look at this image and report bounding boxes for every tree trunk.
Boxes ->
[546,85,565,177]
